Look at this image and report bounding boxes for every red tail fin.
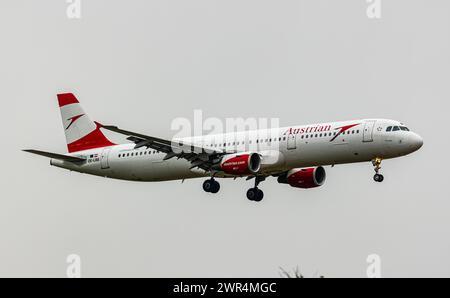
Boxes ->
[57,93,116,153]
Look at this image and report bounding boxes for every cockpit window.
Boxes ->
[386,126,392,132]
[400,126,410,131]
[392,126,400,131]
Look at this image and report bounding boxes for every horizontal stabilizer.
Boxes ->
[23,149,86,163]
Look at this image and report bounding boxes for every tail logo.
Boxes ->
[66,114,85,130]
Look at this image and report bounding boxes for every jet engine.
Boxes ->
[219,153,261,175]
[277,166,326,189]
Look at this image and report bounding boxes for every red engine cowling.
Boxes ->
[277,166,326,189]
[220,153,261,175]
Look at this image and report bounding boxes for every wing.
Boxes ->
[102,125,228,171]
[23,149,86,163]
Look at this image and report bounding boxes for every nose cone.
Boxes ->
[409,133,423,152]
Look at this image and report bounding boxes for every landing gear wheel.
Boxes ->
[203,179,220,193]
[246,188,264,201]
[246,188,257,201]
[210,180,220,193]
[254,189,264,202]
[373,174,384,183]
[203,180,213,192]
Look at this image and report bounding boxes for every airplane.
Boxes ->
[24,93,423,202]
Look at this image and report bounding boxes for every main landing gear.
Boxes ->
[202,176,266,202]
[203,178,220,193]
[372,157,384,183]
[247,176,265,202]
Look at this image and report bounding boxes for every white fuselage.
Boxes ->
[50,119,423,182]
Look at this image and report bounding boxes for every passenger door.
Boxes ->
[363,120,376,142]
[100,148,111,169]
[287,133,296,150]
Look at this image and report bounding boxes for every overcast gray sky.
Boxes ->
[0,0,449,277]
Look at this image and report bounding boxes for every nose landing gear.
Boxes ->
[372,157,384,182]
[203,178,220,193]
